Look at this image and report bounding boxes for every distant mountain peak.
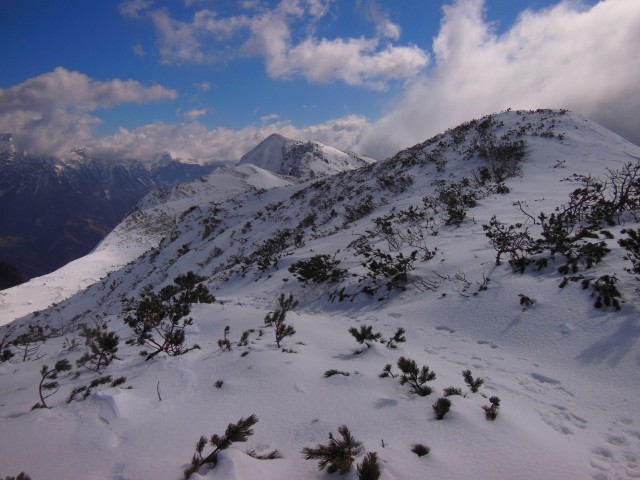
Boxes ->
[0,133,16,160]
[238,134,375,179]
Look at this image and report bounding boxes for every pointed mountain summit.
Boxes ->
[238,133,375,179]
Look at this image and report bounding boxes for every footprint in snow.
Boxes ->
[477,340,498,349]
[435,326,455,333]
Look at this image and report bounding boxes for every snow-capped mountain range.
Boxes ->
[1,110,639,480]
[0,135,222,283]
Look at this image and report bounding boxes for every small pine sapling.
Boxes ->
[217,326,232,351]
[12,325,46,362]
[462,369,484,393]
[0,327,15,363]
[34,359,72,409]
[432,397,452,420]
[443,387,462,397]
[348,325,382,349]
[245,449,282,460]
[356,452,381,480]
[76,323,120,373]
[583,274,622,310]
[324,369,350,378]
[619,228,640,276]
[378,364,396,378]
[385,327,406,349]
[3,474,31,480]
[237,330,251,347]
[67,376,126,403]
[264,293,298,348]
[411,444,430,457]
[397,356,436,396]
[184,414,258,479]
[518,294,535,310]
[302,425,361,474]
[483,396,501,420]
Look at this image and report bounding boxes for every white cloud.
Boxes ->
[179,108,212,120]
[357,0,640,157]
[133,42,146,57]
[194,82,212,92]
[127,0,429,87]
[0,67,177,157]
[88,114,370,163]
[260,113,280,122]
[357,0,401,40]
[119,0,154,18]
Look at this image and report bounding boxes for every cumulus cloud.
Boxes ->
[0,67,177,157]
[127,0,429,87]
[87,114,370,163]
[119,0,154,18]
[358,0,640,157]
[179,108,212,120]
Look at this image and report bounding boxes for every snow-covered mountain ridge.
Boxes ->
[0,140,221,282]
[1,110,639,480]
[238,133,376,179]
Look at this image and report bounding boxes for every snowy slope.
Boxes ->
[238,133,376,179]
[0,164,294,326]
[1,110,639,480]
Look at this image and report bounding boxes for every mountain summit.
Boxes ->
[238,133,375,179]
[1,110,639,480]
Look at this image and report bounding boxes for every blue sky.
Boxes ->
[1,0,637,162]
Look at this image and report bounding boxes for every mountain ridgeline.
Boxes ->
[1,110,639,480]
[0,137,220,284]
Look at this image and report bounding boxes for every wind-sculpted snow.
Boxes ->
[1,110,639,480]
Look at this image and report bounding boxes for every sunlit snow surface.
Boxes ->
[1,111,639,480]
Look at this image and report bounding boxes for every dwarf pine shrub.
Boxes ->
[302,425,361,474]
[357,452,381,480]
[619,228,640,276]
[67,375,126,403]
[411,444,430,457]
[76,322,120,373]
[443,387,462,397]
[396,356,436,396]
[34,359,72,409]
[288,255,347,284]
[348,325,382,349]
[433,397,452,420]
[462,369,484,393]
[12,325,46,362]
[385,328,406,348]
[124,273,213,360]
[483,396,501,420]
[264,293,298,348]
[3,474,31,480]
[184,414,258,479]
